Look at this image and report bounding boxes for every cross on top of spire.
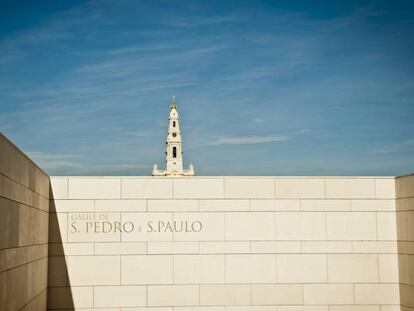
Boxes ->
[172,94,176,103]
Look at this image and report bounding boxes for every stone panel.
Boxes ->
[276,212,326,240]
[226,254,276,283]
[325,178,376,199]
[303,284,354,304]
[67,255,120,285]
[328,254,378,283]
[252,284,303,305]
[94,286,146,307]
[173,255,225,284]
[121,255,173,284]
[200,284,251,305]
[275,178,325,199]
[326,212,377,240]
[225,178,274,198]
[174,178,224,199]
[226,212,275,240]
[69,178,121,199]
[148,285,199,306]
[277,254,327,283]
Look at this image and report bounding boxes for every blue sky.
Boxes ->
[0,0,413,176]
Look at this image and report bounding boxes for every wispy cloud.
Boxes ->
[207,135,289,146]
[369,139,414,155]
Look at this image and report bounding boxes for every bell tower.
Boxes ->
[152,96,195,176]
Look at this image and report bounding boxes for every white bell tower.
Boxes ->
[152,96,195,177]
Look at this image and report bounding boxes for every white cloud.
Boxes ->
[369,139,414,155]
[207,135,288,146]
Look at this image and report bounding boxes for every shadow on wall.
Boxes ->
[47,184,75,310]
[395,174,414,310]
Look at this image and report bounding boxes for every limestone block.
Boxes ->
[6,264,27,310]
[19,206,49,246]
[148,285,198,306]
[251,241,301,254]
[121,212,173,241]
[352,241,398,253]
[47,286,93,309]
[95,199,147,212]
[301,199,351,212]
[325,178,376,198]
[174,178,224,199]
[278,307,329,311]
[21,289,47,311]
[224,178,274,198]
[50,178,68,199]
[26,258,47,301]
[94,286,146,307]
[148,242,199,254]
[375,178,395,199]
[396,211,414,241]
[148,199,198,211]
[326,212,377,240]
[200,241,250,254]
[351,199,395,211]
[174,255,225,284]
[377,212,398,240]
[250,199,300,211]
[175,307,224,311]
[174,212,225,241]
[275,178,325,199]
[69,178,121,199]
[328,254,378,283]
[329,307,380,311]
[396,175,414,199]
[49,242,94,256]
[276,212,326,240]
[226,307,276,311]
[0,271,6,311]
[95,242,146,255]
[277,254,327,283]
[301,241,352,253]
[378,254,399,283]
[67,255,120,285]
[48,256,67,286]
[53,200,94,213]
[225,254,276,283]
[303,284,354,304]
[49,213,68,243]
[398,254,414,285]
[400,284,414,308]
[225,212,275,240]
[121,255,172,285]
[0,197,19,250]
[354,284,400,304]
[200,284,251,305]
[252,284,303,305]
[199,199,249,211]
[397,197,414,211]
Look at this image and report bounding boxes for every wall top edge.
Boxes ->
[50,175,396,179]
[395,172,414,179]
[0,132,49,178]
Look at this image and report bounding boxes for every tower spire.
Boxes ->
[152,98,195,177]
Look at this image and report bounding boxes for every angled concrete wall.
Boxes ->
[0,133,49,310]
[396,174,414,311]
[48,176,400,310]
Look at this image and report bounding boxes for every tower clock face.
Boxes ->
[172,133,177,137]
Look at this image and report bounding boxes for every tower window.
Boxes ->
[173,146,177,158]
[173,121,176,127]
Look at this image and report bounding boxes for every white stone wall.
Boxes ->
[48,176,400,310]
